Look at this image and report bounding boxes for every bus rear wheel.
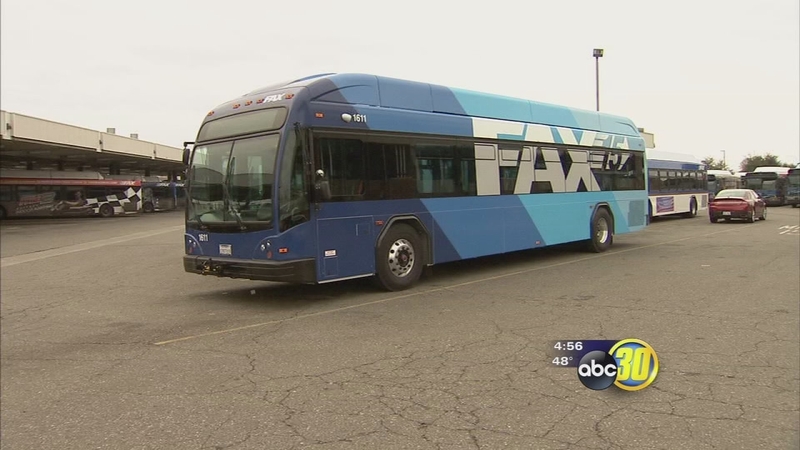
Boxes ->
[683,198,697,218]
[587,208,613,253]
[99,204,114,218]
[374,224,424,292]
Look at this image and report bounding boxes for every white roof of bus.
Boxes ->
[645,149,703,164]
[707,169,735,176]
[753,166,790,174]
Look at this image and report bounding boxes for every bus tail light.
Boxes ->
[279,248,289,254]
[315,113,324,118]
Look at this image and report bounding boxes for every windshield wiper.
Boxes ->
[190,210,210,230]
[222,157,247,231]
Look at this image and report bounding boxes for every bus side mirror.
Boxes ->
[182,141,194,166]
[315,169,331,201]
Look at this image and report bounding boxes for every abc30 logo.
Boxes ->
[577,339,659,391]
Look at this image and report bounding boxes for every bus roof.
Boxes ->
[645,149,705,170]
[753,166,790,175]
[0,169,105,180]
[232,73,643,139]
[707,169,736,177]
[0,177,140,187]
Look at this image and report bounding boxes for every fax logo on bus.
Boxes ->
[257,93,291,104]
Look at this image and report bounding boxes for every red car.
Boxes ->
[709,189,767,223]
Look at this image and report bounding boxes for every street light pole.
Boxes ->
[593,49,604,111]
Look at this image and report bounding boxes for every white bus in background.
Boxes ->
[707,169,742,200]
[646,149,708,221]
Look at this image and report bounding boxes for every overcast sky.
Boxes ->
[2,0,798,170]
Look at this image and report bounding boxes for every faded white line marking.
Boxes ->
[1,225,184,268]
[779,225,800,235]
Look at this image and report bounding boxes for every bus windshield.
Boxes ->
[745,177,764,190]
[187,133,280,229]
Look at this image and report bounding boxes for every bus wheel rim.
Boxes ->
[388,238,415,278]
[596,217,609,243]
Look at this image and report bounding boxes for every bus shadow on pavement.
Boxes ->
[190,241,616,306]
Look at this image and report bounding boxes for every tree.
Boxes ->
[739,153,794,172]
[702,157,730,171]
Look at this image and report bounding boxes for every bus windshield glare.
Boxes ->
[187,133,280,229]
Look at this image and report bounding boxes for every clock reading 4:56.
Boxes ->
[553,341,583,351]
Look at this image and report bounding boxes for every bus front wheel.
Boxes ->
[374,224,424,291]
[587,208,613,253]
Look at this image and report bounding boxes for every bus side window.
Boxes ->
[648,169,660,191]
[315,137,365,201]
[384,143,417,200]
[0,185,14,202]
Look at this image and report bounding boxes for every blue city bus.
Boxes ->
[142,181,186,212]
[787,168,800,207]
[744,169,789,206]
[646,150,708,220]
[182,73,648,291]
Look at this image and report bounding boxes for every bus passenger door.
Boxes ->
[313,135,375,281]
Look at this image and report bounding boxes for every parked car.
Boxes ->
[708,189,767,223]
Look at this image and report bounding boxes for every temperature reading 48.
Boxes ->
[552,356,573,366]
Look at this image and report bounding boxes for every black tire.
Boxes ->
[709,215,717,223]
[746,208,755,223]
[99,204,114,218]
[683,198,697,218]
[374,223,424,291]
[759,207,767,221]
[143,202,155,213]
[587,208,613,253]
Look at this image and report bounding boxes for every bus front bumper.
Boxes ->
[183,255,317,284]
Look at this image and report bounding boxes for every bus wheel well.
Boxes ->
[376,216,432,266]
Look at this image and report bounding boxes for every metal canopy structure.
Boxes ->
[0,110,185,177]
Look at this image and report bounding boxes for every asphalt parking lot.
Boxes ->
[2,207,799,449]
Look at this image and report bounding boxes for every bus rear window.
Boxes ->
[197,107,288,142]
